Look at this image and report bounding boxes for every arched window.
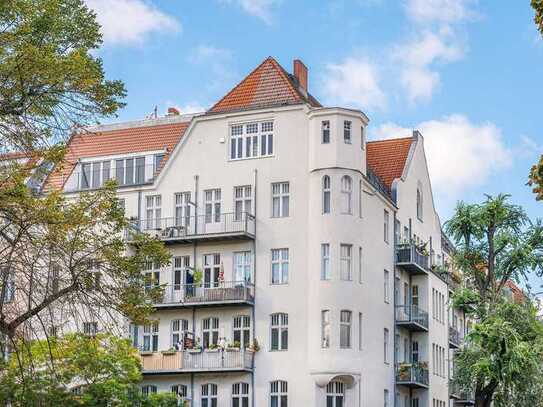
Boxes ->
[322,175,331,214]
[270,380,288,407]
[232,382,250,407]
[202,383,218,407]
[326,381,345,407]
[171,384,187,398]
[341,176,352,214]
[416,187,423,220]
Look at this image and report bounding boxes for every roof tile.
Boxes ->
[366,137,413,190]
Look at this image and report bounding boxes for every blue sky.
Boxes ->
[88,0,542,282]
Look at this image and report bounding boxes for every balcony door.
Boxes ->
[203,254,221,288]
[172,256,191,302]
[174,192,191,230]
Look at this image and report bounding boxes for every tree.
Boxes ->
[0,0,125,152]
[446,194,543,407]
[0,333,179,406]
[528,154,543,201]
[533,0,543,36]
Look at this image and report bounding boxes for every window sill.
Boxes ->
[228,154,275,162]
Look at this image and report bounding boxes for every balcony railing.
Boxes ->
[153,280,254,308]
[125,212,255,243]
[395,304,429,331]
[449,380,475,404]
[140,349,254,374]
[449,326,462,349]
[396,363,429,388]
[396,243,430,274]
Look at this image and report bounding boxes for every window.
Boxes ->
[361,126,365,150]
[358,247,363,283]
[344,120,352,143]
[154,153,165,172]
[232,382,249,407]
[230,121,273,160]
[321,243,331,280]
[403,338,409,362]
[384,389,389,407]
[358,312,363,350]
[412,285,419,306]
[322,176,331,214]
[359,180,363,217]
[340,244,352,281]
[416,187,423,221]
[271,182,290,217]
[412,341,419,363]
[173,256,190,292]
[142,322,158,351]
[80,160,114,190]
[202,317,219,348]
[234,251,252,283]
[201,383,218,407]
[141,385,157,396]
[143,261,160,292]
[203,254,220,288]
[234,185,252,220]
[145,195,162,230]
[171,384,187,398]
[233,315,251,348]
[326,381,344,407]
[384,210,390,243]
[113,156,146,186]
[174,192,191,227]
[384,328,389,363]
[340,176,352,214]
[384,270,390,303]
[340,310,352,349]
[394,219,401,245]
[322,120,330,143]
[83,321,98,336]
[270,380,288,407]
[270,313,288,351]
[204,189,221,223]
[271,249,289,284]
[171,319,189,348]
[321,310,330,348]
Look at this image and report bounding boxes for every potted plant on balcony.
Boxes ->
[398,363,412,380]
[248,338,260,353]
[187,339,202,353]
[161,347,177,355]
[205,343,219,353]
[226,341,241,352]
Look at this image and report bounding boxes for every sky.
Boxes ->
[86,0,543,286]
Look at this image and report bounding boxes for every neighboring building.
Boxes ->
[41,57,469,406]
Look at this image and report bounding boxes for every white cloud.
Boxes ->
[374,115,511,199]
[175,102,207,115]
[85,0,180,45]
[188,45,236,94]
[322,57,387,111]
[405,0,477,24]
[221,0,282,24]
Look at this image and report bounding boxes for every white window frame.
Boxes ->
[171,319,189,347]
[145,195,162,230]
[271,182,290,218]
[234,185,252,221]
[201,383,218,407]
[174,191,191,227]
[384,270,390,303]
[204,189,221,224]
[234,251,252,283]
[322,175,331,214]
[384,209,390,243]
[321,243,331,280]
[321,310,330,348]
[340,244,352,281]
[229,121,274,160]
[142,321,158,352]
[270,313,288,351]
[341,176,352,214]
[270,380,288,407]
[326,381,345,407]
[344,120,352,143]
[232,382,250,407]
[202,317,219,349]
[384,328,389,364]
[340,310,352,349]
[322,120,330,144]
[233,315,251,349]
[271,248,289,285]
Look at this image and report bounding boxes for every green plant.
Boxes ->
[249,338,260,352]
[192,268,203,285]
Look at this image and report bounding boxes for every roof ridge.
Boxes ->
[267,57,304,102]
[367,136,413,144]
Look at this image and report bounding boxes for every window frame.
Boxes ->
[340,175,352,214]
[271,248,289,285]
[321,243,331,280]
[343,120,352,144]
[229,121,274,161]
[270,313,288,351]
[322,120,330,144]
[340,310,352,349]
[340,244,352,281]
[322,175,331,214]
[271,182,290,218]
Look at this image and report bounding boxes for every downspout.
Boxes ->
[393,211,398,407]
[251,168,257,407]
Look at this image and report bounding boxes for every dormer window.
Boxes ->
[344,121,352,144]
[230,121,274,160]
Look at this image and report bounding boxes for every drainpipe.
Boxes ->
[393,211,398,407]
[251,168,257,407]
[137,191,142,225]
[190,373,194,407]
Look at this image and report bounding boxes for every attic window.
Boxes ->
[230,121,274,160]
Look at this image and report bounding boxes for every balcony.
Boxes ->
[140,349,254,375]
[449,326,462,349]
[395,305,429,332]
[449,381,475,405]
[395,243,430,274]
[396,363,429,389]
[152,281,255,309]
[125,212,255,244]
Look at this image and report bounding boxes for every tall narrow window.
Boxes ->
[384,328,389,363]
[341,176,352,214]
[270,313,288,351]
[135,156,145,184]
[322,176,331,214]
[171,384,187,398]
[412,341,419,363]
[232,382,249,407]
[203,254,220,288]
[145,195,162,230]
[115,159,124,185]
[340,244,352,281]
[340,310,352,348]
[201,383,218,407]
[233,315,251,348]
[81,163,91,189]
[174,192,191,227]
[204,189,221,223]
[358,247,363,283]
[321,243,331,280]
[361,126,365,150]
[202,317,219,348]
[142,322,158,351]
[271,249,289,284]
[384,210,390,243]
[384,389,389,407]
[416,187,423,221]
[271,182,290,217]
[173,256,190,293]
[231,125,243,159]
[326,381,345,407]
[171,319,189,347]
[358,312,363,350]
[234,185,252,221]
[234,251,252,283]
[359,180,363,217]
[125,157,134,185]
[91,162,100,188]
[102,160,111,184]
[321,310,330,348]
[322,120,330,143]
[270,381,288,407]
[344,120,352,143]
[384,270,390,303]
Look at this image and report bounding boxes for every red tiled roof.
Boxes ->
[208,57,321,113]
[45,121,189,190]
[366,137,413,190]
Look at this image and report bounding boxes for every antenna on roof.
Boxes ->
[145,105,159,120]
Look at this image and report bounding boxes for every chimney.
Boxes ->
[293,59,308,95]
[167,107,180,116]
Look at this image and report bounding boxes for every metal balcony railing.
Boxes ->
[154,280,254,308]
[125,212,255,243]
[395,304,429,331]
[140,349,254,373]
[396,243,430,274]
[396,363,430,388]
[449,380,475,404]
[449,326,462,348]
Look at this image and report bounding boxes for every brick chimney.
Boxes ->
[167,107,180,116]
[293,59,308,94]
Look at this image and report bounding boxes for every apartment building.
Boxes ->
[43,57,470,407]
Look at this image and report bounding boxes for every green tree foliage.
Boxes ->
[528,154,543,201]
[533,0,543,36]
[445,194,543,407]
[0,333,179,406]
[0,0,125,151]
